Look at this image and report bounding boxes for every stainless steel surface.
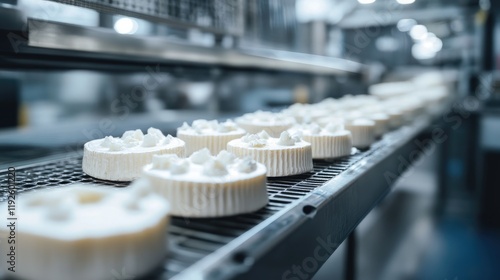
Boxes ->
[0,112,438,279]
[25,19,363,75]
[47,0,244,36]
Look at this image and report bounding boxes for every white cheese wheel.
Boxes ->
[227,131,313,177]
[235,111,295,137]
[176,119,246,156]
[83,127,185,181]
[142,149,268,217]
[0,184,170,280]
[293,123,353,159]
[344,119,376,149]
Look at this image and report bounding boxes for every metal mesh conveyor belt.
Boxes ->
[0,151,374,278]
[46,0,243,35]
[0,117,429,279]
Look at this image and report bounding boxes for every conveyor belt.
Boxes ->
[0,116,434,280]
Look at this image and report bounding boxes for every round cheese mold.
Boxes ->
[83,127,185,181]
[142,149,268,217]
[294,122,353,159]
[0,184,170,280]
[176,119,246,156]
[344,119,376,149]
[227,131,313,177]
[235,110,296,137]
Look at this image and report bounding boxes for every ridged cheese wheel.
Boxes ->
[176,119,245,156]
[227,131,313,177]
[235,111,295,137]
[293,123,353,159]
[83,128,185,181]
[0,184,170,280]
[142,149,268,217]
[344,119,376,149]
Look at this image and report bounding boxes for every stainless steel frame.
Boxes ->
[22,19,363,75]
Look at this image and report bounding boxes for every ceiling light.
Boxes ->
[397,0,416,4]
[358,0,376,4]
[114,17,138,35]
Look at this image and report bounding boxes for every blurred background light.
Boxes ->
[412,43,436,59]
[296,0,332,22]
[397,0,416,4]
[411,31,442,60]
[358,0,376,4]
[421,33,443,52]
[114,17,138,35]
[397,18,417,32]
[409,24,428,41]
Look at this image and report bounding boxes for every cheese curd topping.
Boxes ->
[190,148,212,164]
[292,119,350,136]
[237,156,258,173]
[177,119,244,135]
[242,133,268,147]
[324,122,345,134]
[148,149,264,178]
[94,127,181,152]
[277,131,298,146]
[238,130,307,148]
[203,159,229,176]
[216,150,237,165]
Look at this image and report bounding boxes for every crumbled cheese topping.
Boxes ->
[169,159,190,175]
[142,133,160,147]
[152,154,180,170]
[109,138,125,151]
[152,154,189,175]
[146,149,264,177]
[216,150,236,165]
[177,119,243,135]
[277,131,297,146]
[190,148,212,164]
[203,159,229,176]
[324,122,344,134]
[258,130,271,139]
[100,136,114,148]
[237,111,295,125]
[96,127,180,151]
[242,133,268,147]
[308,123,322,135]
[237,157,258,173]
[122,129,144,141]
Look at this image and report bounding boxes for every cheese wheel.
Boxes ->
[227,131,313,177]
[0,184,170,280]
[176,119,245,156]
[83,127,185,181]
[142,149,268,217]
